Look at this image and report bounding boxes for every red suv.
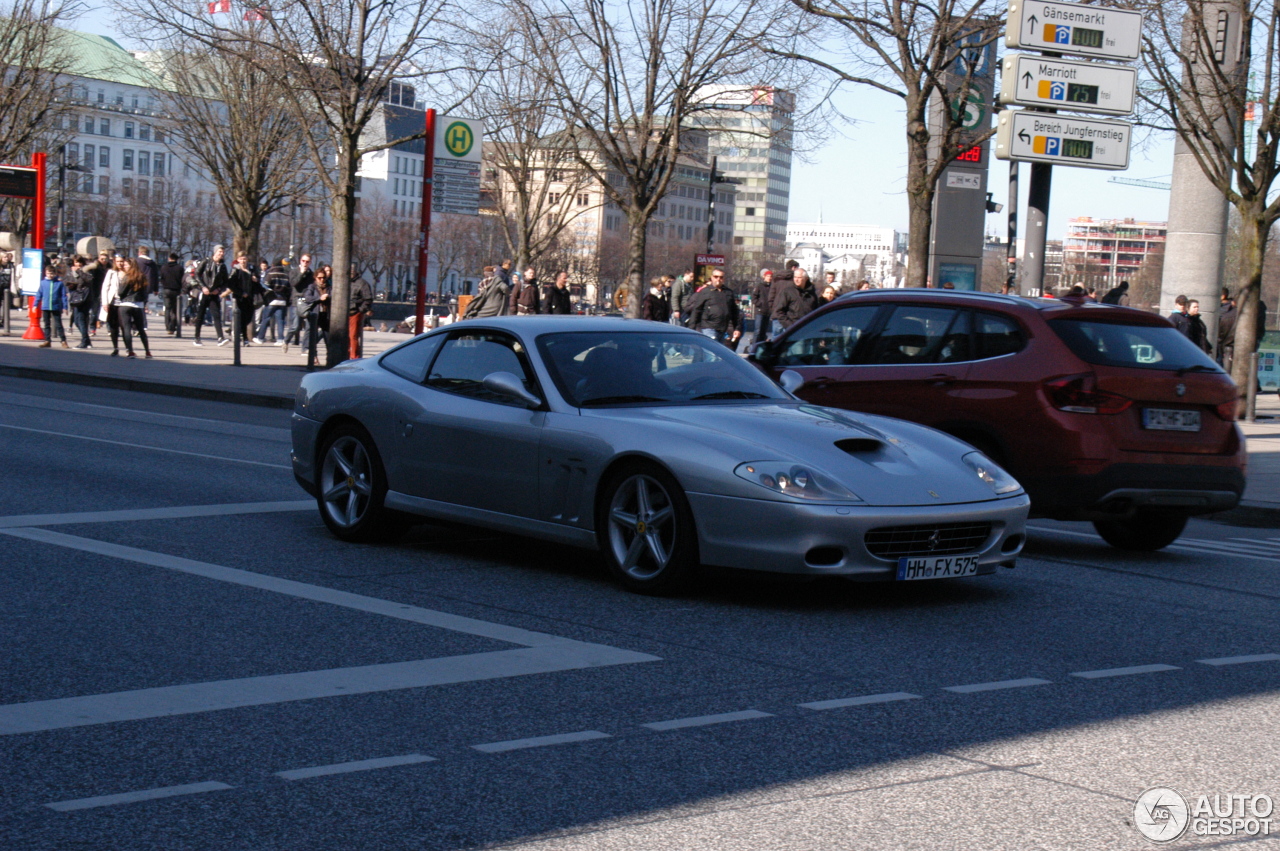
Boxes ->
[751,290,1245,550]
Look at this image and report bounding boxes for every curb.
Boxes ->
[0,365,296,410]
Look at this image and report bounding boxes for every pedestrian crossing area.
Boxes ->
[1170,535,1280,563]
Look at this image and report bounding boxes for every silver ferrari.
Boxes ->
[291,317,1029,594]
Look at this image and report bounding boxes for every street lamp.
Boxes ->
[57,144,91,258]
[288,200,311,262]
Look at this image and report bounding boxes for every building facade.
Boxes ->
[784,222,905,287]
[1063,217,1167,289]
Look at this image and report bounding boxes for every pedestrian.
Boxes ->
[509,266,541,315]
[641,276,670,323]
[85,249,112,334]
[1085,286,1098,302]
[159,252,184,336]
[542,271,572,314]
[136,245,160,298]
[99,256,125,355]
[227,252,260,344]
[1218,287,1237,371]
[819,284,839,306]
[193,245,230,346]
[36,265,68,348]
[750,269,773,344]
[283,254,314,352]
[1101,280,1129,305]
[770,260,800,334]
[116,259,153,358]
[256,262,292,345]
[348,270,374,359]
[824,270,839,293]
[774,267,820,330]
[1169,294,1190,337]
[1186,299,1212,353]
[670,269,695,325]
[64,255,94,348]
[496,259,513,290]
[686,268,740,346]
[463,266,509,318]
[303,267,331,357]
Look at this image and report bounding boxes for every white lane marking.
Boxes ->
[0,500,313,529]
[1197,654,1280,666]
[0,423,291,469]
[799,692,921,710]
[276,754,435,781]
[45,781,233,812]
[1070,664,1180,679]
[943,678,1052,694]
[472,731,611,753]
[0,528,659,735]
[1029,526,1280,564]
[641,710,774,731]
[0,390,290,441]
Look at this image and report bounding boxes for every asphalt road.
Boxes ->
[1,373,1278,850]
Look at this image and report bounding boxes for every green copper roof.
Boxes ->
[55,29,167,90]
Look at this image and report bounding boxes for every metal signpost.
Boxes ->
[416,114,483,333]
[998,0,1140,293]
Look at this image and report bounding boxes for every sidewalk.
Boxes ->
[0,306,412,408]
[0,304,1277,517]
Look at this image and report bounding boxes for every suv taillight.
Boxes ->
[1216,399,1239,421]
[1044,374,1133,415]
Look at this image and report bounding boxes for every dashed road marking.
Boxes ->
[1197,654,1280,666]
[799,692,921,710]
[1070,664,1180,679]
[472,731,612,753]
[0,422,292,469]
[0,500,313,529]
[943,678,1052,694]
[642,710,774,731]
[45,781,234,812]
[276,754,436,781]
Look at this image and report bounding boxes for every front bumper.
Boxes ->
[291,413,323,497]
[686,492,1031,579]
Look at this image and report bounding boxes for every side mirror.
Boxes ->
[779,369,805,395]
[482,371,543,409]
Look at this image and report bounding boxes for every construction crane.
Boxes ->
[1108,177,1173,190]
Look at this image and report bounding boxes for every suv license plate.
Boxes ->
[1143,408,1201,431]
[897,555,979,581]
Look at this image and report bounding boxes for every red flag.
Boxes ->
[243,7,265,19]
[206,0,230,13]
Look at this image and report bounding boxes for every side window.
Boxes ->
[775,306,880,367]
[426,331,536,404]
[974,312,1024,359]
[379,333,444,383]
[867,306,961,364]
[937,311,972,363]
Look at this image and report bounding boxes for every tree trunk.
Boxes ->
[624,212,647,317]
[1229,211,1269,404]
[232,225,260,267]
[326,168,357,368]
[904,120,933,288]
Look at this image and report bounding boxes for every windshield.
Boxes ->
[1049,319,1224,372]
[537,331,791,407]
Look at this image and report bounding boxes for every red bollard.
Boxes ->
[22,295,44,341]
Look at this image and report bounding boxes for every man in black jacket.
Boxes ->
[774,267,819,330]
[193,244,229,346]
[509,267,541,315]
[227,252,261,344]
[159,252,185,336]
[750,268,773,345]
[687,268,740,346]
[542,272,573,314]
[769,260,800,331]
[283,254,314,351]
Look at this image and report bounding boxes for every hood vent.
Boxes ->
[835,438,883,455]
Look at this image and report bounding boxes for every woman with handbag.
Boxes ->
[64,256,94,348]
[99,256,126,355]
[116,259,153,358]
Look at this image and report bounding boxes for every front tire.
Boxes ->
[316,423,400,543]
[1093,509,1188,551]
[597,463,699,595]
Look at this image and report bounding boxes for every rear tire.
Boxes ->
[1093,510,1188,551]
[597,463,699,595]
[316,423,403,543]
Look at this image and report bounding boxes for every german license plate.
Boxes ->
[896,555,979,581]
[1142,408,1201,431]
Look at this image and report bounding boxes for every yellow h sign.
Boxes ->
[444,122,473,157]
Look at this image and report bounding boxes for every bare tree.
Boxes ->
[352,190,417,294]
[773,0,1000,286]
[1139,0,1280,393]
[509,0,789,315]
[123,0,468,366]
[427,212,483,299]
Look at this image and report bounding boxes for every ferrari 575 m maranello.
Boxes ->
[291,317,1030,594]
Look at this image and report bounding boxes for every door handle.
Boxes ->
[401,421,414,437]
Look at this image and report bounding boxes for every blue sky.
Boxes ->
[80,5,1172,242]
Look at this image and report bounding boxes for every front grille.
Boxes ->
[864,522,992,559]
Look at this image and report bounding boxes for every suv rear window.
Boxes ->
[1049,319,1222,372]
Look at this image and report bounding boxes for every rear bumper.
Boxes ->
[1025,461,1245,518]
[686,492,1031,579]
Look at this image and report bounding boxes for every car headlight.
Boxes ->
[734,461,861,502]
[963,452,1021,495]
